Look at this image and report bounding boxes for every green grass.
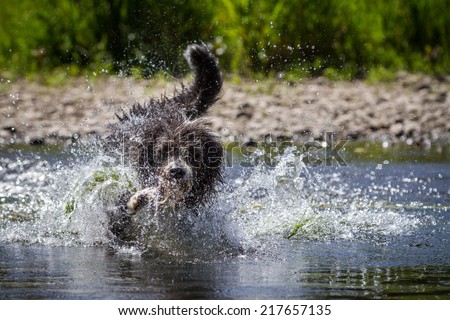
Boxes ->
[1,0,449,79]
[64,168,138,216]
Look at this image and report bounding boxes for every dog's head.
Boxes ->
[129,116,223,208]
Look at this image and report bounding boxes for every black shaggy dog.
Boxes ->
[105,44,223,244]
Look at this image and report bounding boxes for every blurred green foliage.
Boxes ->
[0,0,448,80]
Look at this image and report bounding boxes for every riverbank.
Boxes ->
[1,73,449,147]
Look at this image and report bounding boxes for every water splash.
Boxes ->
[214,148,425,249]
[0,144,438,259]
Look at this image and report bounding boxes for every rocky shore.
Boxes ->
[1,73,449,147]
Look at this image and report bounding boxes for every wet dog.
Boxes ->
[104,44,223,244]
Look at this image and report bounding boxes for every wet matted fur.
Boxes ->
[104,44,224,244]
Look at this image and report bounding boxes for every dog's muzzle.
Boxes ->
[169,166,187,179]
[164,160,192,182]
[159,159,193,206]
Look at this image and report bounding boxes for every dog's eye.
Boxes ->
[145,144,167,166]
[152,144,170,164]
[185,147,202,167]
[145,145,157,166]
[162,144,170,155]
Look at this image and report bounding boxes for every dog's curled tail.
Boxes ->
[180,44,222,117]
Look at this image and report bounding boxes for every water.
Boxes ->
[0,144,449,299]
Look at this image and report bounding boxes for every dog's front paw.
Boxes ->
[127,193,146,215]
[127,188,158,215]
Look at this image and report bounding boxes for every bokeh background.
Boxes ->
[0,0,449,80]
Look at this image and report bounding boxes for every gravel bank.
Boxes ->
[1,73,449,147]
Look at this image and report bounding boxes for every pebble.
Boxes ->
[0,75,449,146]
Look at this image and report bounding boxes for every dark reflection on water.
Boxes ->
[1,241,449,299]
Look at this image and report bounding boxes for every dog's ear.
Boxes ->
[202,139,223,170]
[172,44,222,118]
[184,135,223,207]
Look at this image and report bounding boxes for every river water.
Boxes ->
[0,144,449,299]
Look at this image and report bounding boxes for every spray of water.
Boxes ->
[0,141,427,260]
[214,147,424,250]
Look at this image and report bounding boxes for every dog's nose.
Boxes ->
[169,167,186,179]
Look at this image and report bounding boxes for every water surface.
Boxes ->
[0,144,449,299]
